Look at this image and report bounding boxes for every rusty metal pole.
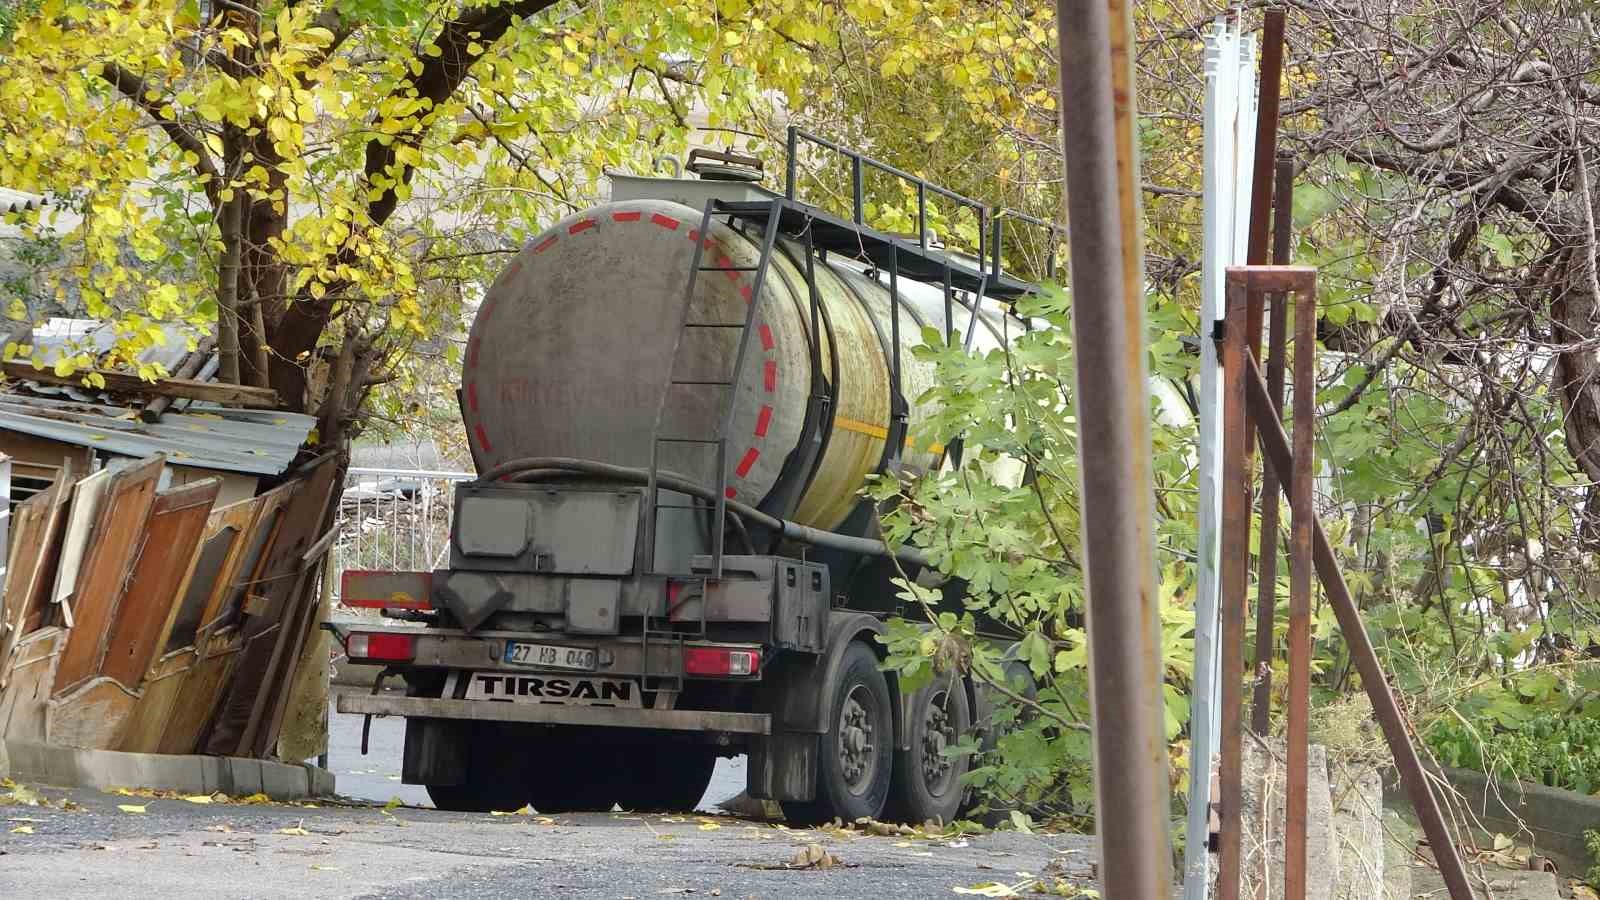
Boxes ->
[1250,154,1294,734]
[1216,278,1253,900]
[1055,0,1173,892]
[1240,289,1475,900]
[1284,269,1316,900]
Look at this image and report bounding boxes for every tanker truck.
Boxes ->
[333,133,1066,825]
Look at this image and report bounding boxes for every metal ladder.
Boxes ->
[637,197,784,686]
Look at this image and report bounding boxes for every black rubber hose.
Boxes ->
[478,456,931,568]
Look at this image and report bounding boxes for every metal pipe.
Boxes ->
[479,456,933,568]
[852,156,864,224]
[1244,8,1286,352]
[1250,153,1295,735]
[1242,350,1474,900]
[785,126,798,200]
[1216,277,1252,900]
[1055,0,1173,893]
[1284,241,1315,900]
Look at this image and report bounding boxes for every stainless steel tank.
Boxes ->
[462,187,1024,537]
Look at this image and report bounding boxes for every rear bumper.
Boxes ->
[336,693,771,735]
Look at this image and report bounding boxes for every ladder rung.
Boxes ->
[697,266,760,272]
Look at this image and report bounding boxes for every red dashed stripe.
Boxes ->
[725,487,737,499]
[740,284,753,303]
[735,447,760,477]
[759,324,774,351]
[687,229,700,244]
[534,236,558,254]
[755,405,773,437]
[763,360,776,392]
[651,213,680,230]
[474,423,494,453]
[569,219,597,235]
[466,337,479,369]
[466,381,478,412]
[612,211,642,222]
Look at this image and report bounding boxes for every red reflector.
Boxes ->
[348,632,415,662]
[341,570,432,609]
[684,646,761,677]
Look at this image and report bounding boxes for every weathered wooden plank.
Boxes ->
[52,456,165,696]
[118,648,196,753]
[209,453,340,757]
[0,491,49,685]
[158,626,242,754]
[0,627,62,741]
[17,461,77,636]
[101,478,220,688]
[50,466,113,616]
[3,361,279,408]
[47,676,140,749]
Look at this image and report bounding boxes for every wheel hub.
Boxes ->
[838,687,878,792]
[921,694,957,790]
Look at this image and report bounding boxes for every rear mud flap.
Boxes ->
[747,731,816,802]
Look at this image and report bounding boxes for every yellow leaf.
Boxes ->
[183,795,213,804]
[10,825,33,834]
[276,826,311,836]
[118,804,146,814]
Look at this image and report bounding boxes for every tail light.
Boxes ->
[347,632,415,662]
[341,570,432,610]
[684,646,761,677]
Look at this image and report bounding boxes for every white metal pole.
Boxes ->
[1184,19,1246,900]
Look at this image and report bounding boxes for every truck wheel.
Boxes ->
[427,776,528,813]
[616,747,717,812]
[887,674,972,825]
[782,642,893,825]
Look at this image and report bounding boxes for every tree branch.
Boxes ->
[99,62,222,207]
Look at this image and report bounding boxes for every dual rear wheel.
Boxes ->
[781,642,973,826]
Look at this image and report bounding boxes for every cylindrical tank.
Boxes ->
[462,191,1022,538]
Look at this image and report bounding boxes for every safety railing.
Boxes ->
[330,467,472,602]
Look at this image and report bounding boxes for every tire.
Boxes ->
[424,723,531,813]
[527,742,619,813]
[614,746,718,812]
[782,642,894,825]
[887,674,972,826]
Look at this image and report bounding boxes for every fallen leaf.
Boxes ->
[698,822,722,831]
[490,805,533,817]
[10,825,33,834]
[383,797,403,811]
[184,795,213,805]
[310,864,340,872]
[118,805,147,814]
[953,883,1022,898]
[236,793,271,805]
[534,816,557,825]
[276,826,311,836]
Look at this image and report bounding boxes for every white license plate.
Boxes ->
[503,641,596,671]
[455,671,642,708]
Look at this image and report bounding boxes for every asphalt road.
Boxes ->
[0,781,1097,899]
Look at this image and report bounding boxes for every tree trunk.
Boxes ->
[1549,244,1600,547]
[217,190,243,385]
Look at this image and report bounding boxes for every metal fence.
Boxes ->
[331,467,473,602]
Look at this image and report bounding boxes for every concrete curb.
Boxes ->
[1438,765,1600,874]
[0,739,335,801]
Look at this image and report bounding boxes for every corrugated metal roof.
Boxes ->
[0,392,315,476]
[19,318,207,404]
[0,187,45,216]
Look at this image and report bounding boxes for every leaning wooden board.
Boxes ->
[158,626,243,754]
[7,462,76,640]
[50,466,112,616]
[207,453,339,756]
[248,455,344,756]
[100,478,220,688]
[52,455,165,697]
[158,487,291,754]
[120,492,263,753]
[0,490,50,686]
[0,627,62,742]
